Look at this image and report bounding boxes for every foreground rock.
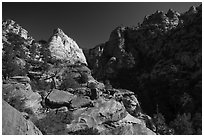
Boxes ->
[2,100,42,135]
[66,97,155,135]
[100,122,155,135]
[2,80,42,115]
[45,89,75,108]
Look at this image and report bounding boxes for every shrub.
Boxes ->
[59,75,81,90]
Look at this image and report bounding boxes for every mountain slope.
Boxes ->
[84,5,202,135]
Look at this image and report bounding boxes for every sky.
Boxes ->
[2,2,201,49]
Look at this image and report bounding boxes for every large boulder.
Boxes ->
[2,81,42,115]
[66,97,127,134]
[2,100,42,135]
[45,89,75,108]
[33,107,73,135]
[66,97,155,135]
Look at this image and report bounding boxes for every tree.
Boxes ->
[153,113,174,135]
[2,33,29,78]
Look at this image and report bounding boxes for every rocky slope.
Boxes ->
[84,5,202,135]
[2,19,155,135]
[2,100,42,135]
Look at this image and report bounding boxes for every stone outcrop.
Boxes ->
[65,97,155,135]
[2,100,42,135]
[45,89,76,108]
[48,28,87,65]
[2,79,42,115]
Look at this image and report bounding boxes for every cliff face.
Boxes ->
[85,5,202,135]
[2,19,155,135]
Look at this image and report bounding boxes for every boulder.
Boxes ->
[2,100,42,135]
[33,107,73,135]
[66,97,155,135]
[112,89,141,117]
[2,82,42,115]
[100,122,155,135]
[66,97,127,133]
[45,89,75,108]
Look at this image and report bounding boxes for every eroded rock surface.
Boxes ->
[2,80,42,115]
[2,100,42,135]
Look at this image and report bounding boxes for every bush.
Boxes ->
[59,75,81,90]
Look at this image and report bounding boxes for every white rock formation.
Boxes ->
[48,28,87,65]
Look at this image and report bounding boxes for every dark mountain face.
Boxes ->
[85,5,202,134]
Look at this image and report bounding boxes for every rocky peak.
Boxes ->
[142,9,180,29]
[53,28,63,34]
[180,4,202,25]
[188,6,197,14]
[48,28,87,65]
[2,19,33,42]
[142,10,168,25]
[196,4,202,11]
